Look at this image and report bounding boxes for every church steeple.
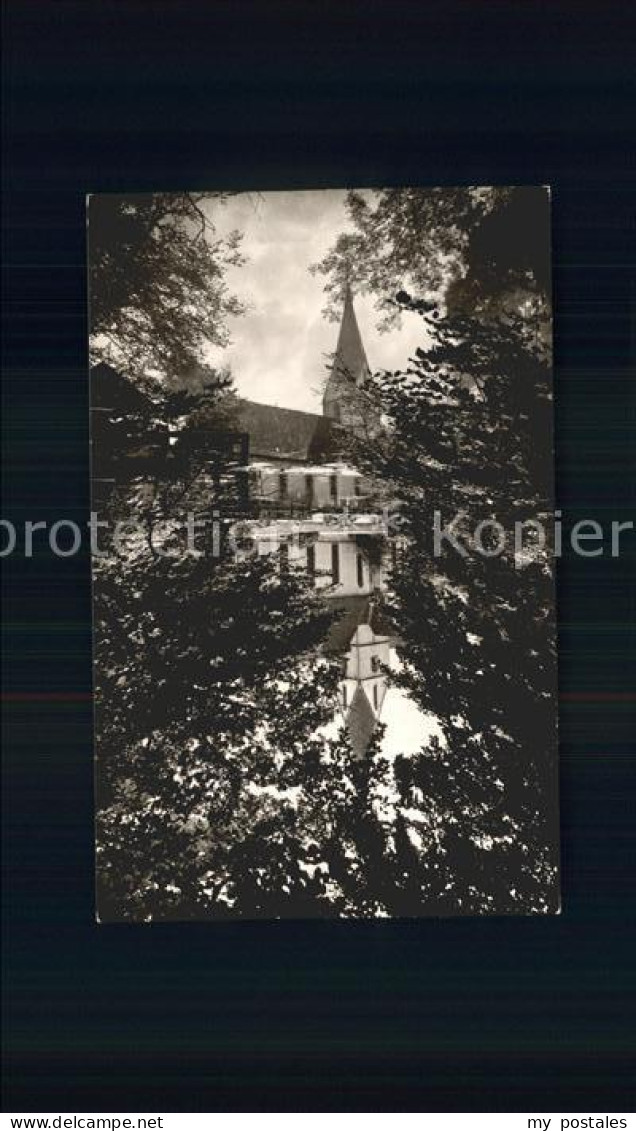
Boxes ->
[323,285,371,425]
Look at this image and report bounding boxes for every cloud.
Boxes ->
[205,189,430,413]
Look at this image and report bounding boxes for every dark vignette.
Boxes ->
[2,0,635,1113]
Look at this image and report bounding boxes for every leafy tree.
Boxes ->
[95,528,344,920]
[310,186,551,348]
[445,186,551,336]
[88,193,379,920]
[88,190,404,921]
[344,295,559,915]
[88,193,244,384]
[93,367,399,920]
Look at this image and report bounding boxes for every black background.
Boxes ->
[3,0,635,1113]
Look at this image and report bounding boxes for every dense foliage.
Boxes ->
[91,195,397,919]
[344,297,559,914]
[311,186,551,347]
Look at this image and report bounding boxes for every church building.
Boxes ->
[231,283,382,509]
[231,287,395,757]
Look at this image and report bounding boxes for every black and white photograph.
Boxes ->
[90,187,560,921]
[5,0,636,1115]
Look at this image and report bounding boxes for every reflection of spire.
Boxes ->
[346,685,377,760]
[339,619,391,758]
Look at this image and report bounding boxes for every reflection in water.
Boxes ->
[237,513,443,759]
[229,286,443,759]
[380,650,446,757]
[326,595,444,759]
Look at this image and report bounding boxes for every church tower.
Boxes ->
[323,285,377,436]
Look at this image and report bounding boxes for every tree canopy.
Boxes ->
[311,186,551,348]
[89,193,244,384]
[340,291,559,915]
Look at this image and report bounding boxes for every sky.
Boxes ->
[204,189,429,414]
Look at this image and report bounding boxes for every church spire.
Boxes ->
[333,283,370,389]
[323,284,370,423]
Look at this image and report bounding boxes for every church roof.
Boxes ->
[231,397,336,462]
[90,362,154,415]
[325,285,370,396]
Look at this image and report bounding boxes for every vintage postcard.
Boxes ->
[89,188,560,920]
